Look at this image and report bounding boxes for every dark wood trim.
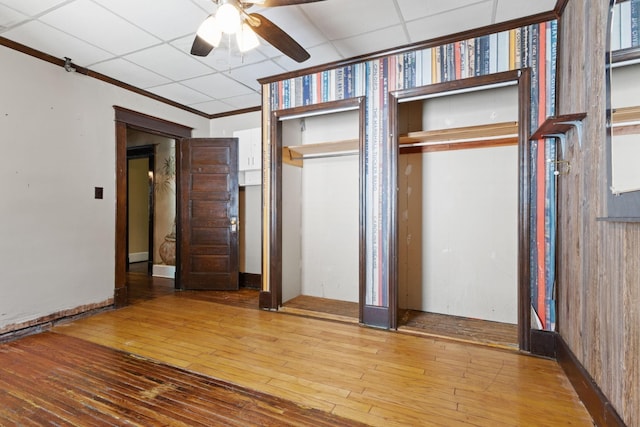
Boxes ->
[0,37,211,119]
[529,329,557,358]
[557,336,627,427]
[115,122,128,307]
[259,291,275,309]
[518,68,532,351]
[388,91,399,330]
[554,0,570,17]
[240,273,262,289]
[115,106,192,138]
[362,305,390,329]
[611,46,640,63]
[269,98,365,319]
[0,299,113,342]
[259,13,559,85]
[115,108,192,303]
[210,105,262,119]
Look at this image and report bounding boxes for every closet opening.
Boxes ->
[268,98,365,322]
[390,71,530,349]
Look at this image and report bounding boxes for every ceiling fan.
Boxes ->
[191,0,326,63]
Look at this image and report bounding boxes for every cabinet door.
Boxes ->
[234,128,253,171]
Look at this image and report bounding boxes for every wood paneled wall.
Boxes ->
[557,1,640,425]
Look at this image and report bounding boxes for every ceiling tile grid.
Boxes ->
[0,0,557,116]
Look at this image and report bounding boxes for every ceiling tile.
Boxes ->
[396,0,486,21]
[0,0,68,16]
[89,58,171,88]
[494,0,556,22]
[147,82,212,105]
[181,72,255,99]
[226,60,287,91]
[188,99,235,115]
[219,92,262,109]
[301,0,401,40]
[91,0,208,41]
[2,20,113,65]
[272,42,343,72]
[0,3,27,29]
[333,26,409,59]
[124,43,213,81]
[406,2,494,42]
[39,0,160,55]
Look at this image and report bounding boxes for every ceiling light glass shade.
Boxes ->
[216,2,241,34]
[237,24,259,52]
[196,16,222,47]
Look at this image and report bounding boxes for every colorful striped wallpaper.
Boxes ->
[264,21,559,330]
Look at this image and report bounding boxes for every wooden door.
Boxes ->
[176,138,239,290]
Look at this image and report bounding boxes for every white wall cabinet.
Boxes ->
[233,127,261,186]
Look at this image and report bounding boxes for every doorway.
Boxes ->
[114,107,192,306]
[390,70,532,349]
[262,98,366,322]
[126,145,154,276]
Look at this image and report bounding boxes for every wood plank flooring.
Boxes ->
[0,332,363,426]
[48,288,594,426]
[282,295,519,348]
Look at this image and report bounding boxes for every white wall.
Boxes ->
[0,45,210,332]
[210,112,262,274]
[610,62,640,193]
[281,110,359,303]
[398,85,519,324]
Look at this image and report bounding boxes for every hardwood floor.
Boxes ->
[0,274,594,426]
[281,296,518,349]
[399,310,519,349]
[0,332,363,426]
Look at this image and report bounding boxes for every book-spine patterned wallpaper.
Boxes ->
[264,21,559,330]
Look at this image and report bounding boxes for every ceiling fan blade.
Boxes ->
[190,35,214,57]
[247,13,310,62]
[249,0,326,6]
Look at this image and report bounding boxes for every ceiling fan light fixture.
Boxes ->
[237,23,259,52]
[196,15,222,47]
[216,1,241,34]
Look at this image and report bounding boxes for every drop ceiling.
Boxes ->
[0,0,557,117]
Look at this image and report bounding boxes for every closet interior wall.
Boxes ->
[397,85,519,324]
[281,110,360,304]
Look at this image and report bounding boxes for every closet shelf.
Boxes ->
[612,105,640,136]
[282,121,519,167]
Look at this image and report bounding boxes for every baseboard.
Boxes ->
[363,305,389,328]
[0,299,113,343]
[128,252,148,263]
[529,329,557,358]
[240,272,261,289]
[557,335,627,427]
[153,264,175,278]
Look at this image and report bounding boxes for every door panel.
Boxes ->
[177,138,239,290]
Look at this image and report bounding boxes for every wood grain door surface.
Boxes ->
[177,138,239,290]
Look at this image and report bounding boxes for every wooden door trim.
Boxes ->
[114,108,192,306]
[388,69,532,350]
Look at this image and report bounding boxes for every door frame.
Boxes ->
[260,97,366,321]
[126,145,155,275]
[388,69,533,350]
[114,107,192,306]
